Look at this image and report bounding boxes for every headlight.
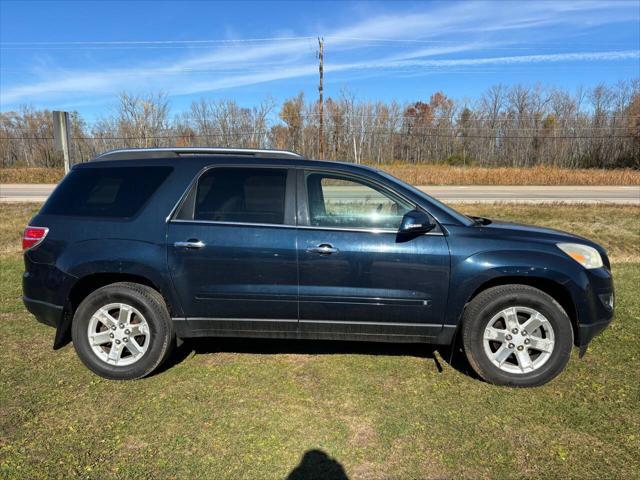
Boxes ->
[557,243,603,269]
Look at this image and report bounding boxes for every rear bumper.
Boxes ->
[23,296,64,328]
[23,254,76,349]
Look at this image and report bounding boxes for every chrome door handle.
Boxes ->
[174,240,205,249]
[307,243,338,255]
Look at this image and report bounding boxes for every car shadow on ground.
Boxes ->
[156,334,483,382]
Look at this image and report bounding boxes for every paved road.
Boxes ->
[421,185,640,204]
[1,183,638,204]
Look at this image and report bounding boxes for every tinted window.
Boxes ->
[42,166,172,218]
[193,168,287,224]
[306,172,412,229]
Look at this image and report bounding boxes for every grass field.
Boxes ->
[1,203,639,479]
[2,165,640,186]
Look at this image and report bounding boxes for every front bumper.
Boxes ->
[575,267,614,354]
[578,319,612,357]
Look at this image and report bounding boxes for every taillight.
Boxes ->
[22,226,49,251]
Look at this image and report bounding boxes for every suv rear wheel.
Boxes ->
[71,282,174,380]
[462,285,573,387]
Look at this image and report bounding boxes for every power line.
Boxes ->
[1,133,635,141]
[1,36,633,48]
[325,36,637,47]
[0,137,55,140]
[5,113,640,128]
[0,36,316,46]
[2,125,638,135]
[174,113,640,120]
[73,131,272,140]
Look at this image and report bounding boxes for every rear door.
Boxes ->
[167,166,298,334]
[296,169,450,340]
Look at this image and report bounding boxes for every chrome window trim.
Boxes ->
[165,164,294,224]
[166,163,446,236]
[297,225,444,235]
[297,167,446,235]
[165,168,204,223]
[168,218,444,235]
[170,218,294,229]
[300,167,418,217]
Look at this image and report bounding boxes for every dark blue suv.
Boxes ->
[22,148,614,386]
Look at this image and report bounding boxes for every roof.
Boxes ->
[88,146,381,172]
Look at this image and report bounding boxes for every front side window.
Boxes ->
[306,172,412,230]
[193,168,287,224]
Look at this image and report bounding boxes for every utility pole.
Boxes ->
[317,36,324,159]
[52,111,71,173]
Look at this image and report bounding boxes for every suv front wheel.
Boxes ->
[462,284,573,387]
[71,282,174,380]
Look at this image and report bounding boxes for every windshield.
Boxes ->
[377,170,474,226]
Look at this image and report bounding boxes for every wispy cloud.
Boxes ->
[347,50,640,71]
[1,0,638,107]
[171,50,640,96]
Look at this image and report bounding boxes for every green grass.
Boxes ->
[1,204,639,479]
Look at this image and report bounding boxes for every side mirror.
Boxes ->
[398,209,436,236]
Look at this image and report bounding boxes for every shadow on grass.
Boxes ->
[156,335,483,382]
[286,449,349,480]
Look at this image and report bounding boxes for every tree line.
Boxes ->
[1,80,638,169]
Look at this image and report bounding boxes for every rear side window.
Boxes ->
[42,166,172,218]
[188,168,287,224]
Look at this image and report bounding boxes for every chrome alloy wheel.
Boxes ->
[87,303,150,366]
[483,306,555,374]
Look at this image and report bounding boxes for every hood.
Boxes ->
[477,217,604,252]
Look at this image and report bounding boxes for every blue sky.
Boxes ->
[1,0,639,121]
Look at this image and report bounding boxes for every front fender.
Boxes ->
[444,249,590,329]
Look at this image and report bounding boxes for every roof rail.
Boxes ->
[92,147,304,161]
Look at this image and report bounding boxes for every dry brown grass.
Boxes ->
[0,167,64,184]
[2,165,640,185]
[376,164,640,186]
[0,204,40,255]
[457,203,640,263]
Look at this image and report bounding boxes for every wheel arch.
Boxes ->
[445,249,590,347]
[463,276,579,347]
[54,272,176,349]
[68,272,174,314]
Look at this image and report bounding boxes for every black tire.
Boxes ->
[461,285,573,387]
[71,282,174,380]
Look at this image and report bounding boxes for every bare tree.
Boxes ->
[1,80,638,168]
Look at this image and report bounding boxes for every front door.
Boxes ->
[296,169,450,340]
[167,166,298,334]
